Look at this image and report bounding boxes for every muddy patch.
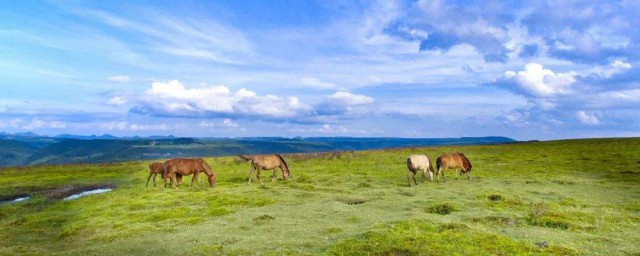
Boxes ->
[48,183,116,200]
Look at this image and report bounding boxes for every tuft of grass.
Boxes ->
[425,203,456,215]
[336,196,367,205]
[488,194,503,201]
[326,227,343,234]
[252,214,275,225]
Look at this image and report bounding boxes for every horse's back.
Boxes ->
[438,153,471,171]
[149,162,164,174]
[407,154,430,170]
[251,154,281,169]
[165,158,206,175]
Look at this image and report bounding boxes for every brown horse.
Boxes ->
[239,154,290,184]
[162,158,217,188]
[146,162,182,187]
[406,154,435,186]
[436,153,472,182]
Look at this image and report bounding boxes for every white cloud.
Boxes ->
[107,75,131,83]
[135,80,311,118]
[300,77,336,89]
[588,59,632,78]
[576,111,600,125]
[107,96,127,106]
[199,118,238,128]
[314,91,375,116]
[497,63,577,97]
[99,121,170,131]
[22,119,66,130]
[326,91,374,106]
[129,123,168,131]
[101,121,128,131]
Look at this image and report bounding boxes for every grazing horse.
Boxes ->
[436,153,472,182]
[146,162,182,187]
[238,154,290,184]
[406,154,435,186]
[162,158,217,189]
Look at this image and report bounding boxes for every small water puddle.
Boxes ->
[63,188,113,201]
[0,195,30,205]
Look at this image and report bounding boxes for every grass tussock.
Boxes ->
[336,196,367,205]
[425,203,456,215]
[252,214,275,224]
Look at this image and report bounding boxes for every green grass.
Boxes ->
[1,138,639,255]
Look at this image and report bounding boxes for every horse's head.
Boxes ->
[283,166,290,179]
[275,154,290,179]
[207,174,217,188]
[460,153,472,173]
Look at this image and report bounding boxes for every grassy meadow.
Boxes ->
[1,138,639,255]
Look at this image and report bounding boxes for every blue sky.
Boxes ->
[1,0,638,140]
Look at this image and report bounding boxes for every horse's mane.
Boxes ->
[275,154,289,171]
[458,153,472,171]
[200,158,215,177]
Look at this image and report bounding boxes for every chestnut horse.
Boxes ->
[436,153,472,182]
[238,154,290,184]
[162,158,217,188]
[146,162,182,187]
[406,154,435,186]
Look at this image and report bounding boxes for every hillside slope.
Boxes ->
[2,136,516,166]
[0,138,638,255]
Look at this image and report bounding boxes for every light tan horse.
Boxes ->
[239,154,290,184]
[162,158,217,188]
[146,162,182,187]
[406,154,435,186]
[436,153,472,182]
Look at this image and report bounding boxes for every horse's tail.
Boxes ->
[436,156,442,173]
[406,157,411,170]
[238,155,253,161]
[275,154,289,172]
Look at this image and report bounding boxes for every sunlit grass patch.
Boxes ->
[328,220,577,255]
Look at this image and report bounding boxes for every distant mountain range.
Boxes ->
[0,132,516,167]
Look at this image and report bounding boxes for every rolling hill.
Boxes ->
[0,133,516,166]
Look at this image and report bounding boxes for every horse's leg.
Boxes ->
[428,169,434,182]
[163,172,168,188]
[256,166,263,184]
[248,164,256,184]
[170,172,178,189]
[191,172,198,186]
[152,173,157,187]
[412,171,418,185]
[176,174,183,185]
[406,170,412,186]
[442,168,446,183]
[146,172,153,187]
[271,168,278,182]
[421,169,425,183]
